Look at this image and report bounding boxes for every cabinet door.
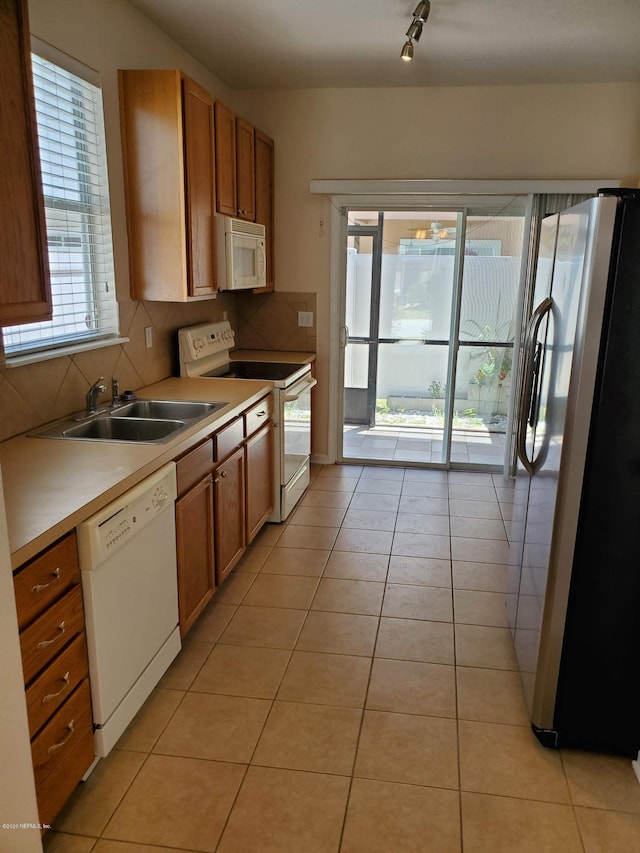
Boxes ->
[235,118,255,221]
[214,446,246,583]
[214,101,237,217]
[182,77,217,298]
[176,475,215,637]
[254,130,275,291]
[0,0,52,326]
[245,422,274,543]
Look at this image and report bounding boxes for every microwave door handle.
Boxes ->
[284,375,317,402]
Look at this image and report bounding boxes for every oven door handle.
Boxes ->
[284,375,317,402]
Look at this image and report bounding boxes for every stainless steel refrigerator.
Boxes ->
[510,188,640,755]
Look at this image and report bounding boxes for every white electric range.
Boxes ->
[178,321,316,521]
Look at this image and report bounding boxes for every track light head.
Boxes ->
[406,20,423,42]
[413,0,431,22]
[400,39,414,61]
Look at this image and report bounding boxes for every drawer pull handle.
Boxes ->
[31,568,61,594]
[42,672,70,704]
[256,410,266,417]
[47,719,75,753]
[36,621,66,650]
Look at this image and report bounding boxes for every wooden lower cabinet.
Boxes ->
[214,445,246,583]
[245,422,274,543]
[176,474,215,637]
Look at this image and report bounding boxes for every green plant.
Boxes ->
[428,379,445,398]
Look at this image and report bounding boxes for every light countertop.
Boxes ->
[1,376,274,570]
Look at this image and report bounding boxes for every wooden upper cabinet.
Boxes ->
[119,69,217,302]
[0,0,52,326]
[254,130,275,291]
[235,118,256,221]
[214,100,237,218]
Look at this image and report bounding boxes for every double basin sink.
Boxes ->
[31,400,227,443]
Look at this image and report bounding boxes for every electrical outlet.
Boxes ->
[144,326,153,348]
[298,311,314,328]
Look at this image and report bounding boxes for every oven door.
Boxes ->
[281,374,317,485]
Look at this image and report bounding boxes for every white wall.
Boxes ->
[0,466,42,853]
[238,83,640,458]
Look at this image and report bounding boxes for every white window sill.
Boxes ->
[3,336,130,368]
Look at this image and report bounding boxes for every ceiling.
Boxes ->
[128,0,640,90]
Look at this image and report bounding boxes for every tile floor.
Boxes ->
[45,465,640,852]
[343,425,507,466]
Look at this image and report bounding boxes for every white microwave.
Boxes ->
[216,215,266,291]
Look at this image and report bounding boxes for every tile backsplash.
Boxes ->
[0,290,316,442]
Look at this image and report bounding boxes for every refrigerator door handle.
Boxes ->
[517,297,553,475]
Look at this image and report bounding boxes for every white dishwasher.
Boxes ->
[77,462,181,757]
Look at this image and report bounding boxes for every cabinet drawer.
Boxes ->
[35,722,94,829]
[245,394,273,437]
[31,679,93,789]
[20,585,85,684]
[176,438,213,496]
[26,633,89,738]
[215,416,244,462]
[14,532,79,629]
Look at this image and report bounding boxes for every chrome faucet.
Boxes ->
[111,376,121,408]
[86,376,107,415]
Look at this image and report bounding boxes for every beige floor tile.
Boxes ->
[395,512,450,535]
[375,617,454,665]
[461,792,583,853]
[323,551,389,582]
[449,472,494,484]
[213,571,257,605]
[317,463,363,479]
[360,466,405,480]
[184,601,237,643]
[334,528,394,554]
[218,605,306,649]
[562,750,640,813]
[399,495,450,516]
[252,700,361,775]
[288,505,347,527]
[575,806,640,853]
[251,523,284,547]
[276,524,339,550]
[311,577,384,615]
[449,498,502,519]
[342,778,461,853]
[456,667,529,725]
[459,720,571,803]
[349,492,400,512]
[367,658,456,718]
[382,583,453,622]
[154,692,270,763]
[260,546,329,576]
[44,835,97,853]
[342,508,397,531]
[104,754,244,851]
[191,644,290,699]
[115,687,184,752]
[455,624,518,670]
[453,560,515,593]
[452,537,510,564]
[449,484,497,501]
[450,516,507,540]
[299,489,353,509]
[296,610,379,656]
[242,573,320,609]
[392,531,451,560]
[387,555,451,587]
[355,477,403,495]
[94,843,194,853]
[309,475,359,492]
[355,710,459,789]
[54,749,147,836]
[277,650,371,708]
[159,637,214,690]
[454,589,511,627]
[401,481,449,499]
[217,766,349,853]
[233,545,272,573]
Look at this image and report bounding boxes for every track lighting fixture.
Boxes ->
[400,0,431,61]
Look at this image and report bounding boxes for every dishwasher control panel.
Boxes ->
[77,462,177,569]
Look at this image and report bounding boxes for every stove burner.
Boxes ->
[201,361,306,382]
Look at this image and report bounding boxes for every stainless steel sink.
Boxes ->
[115,400,225,421]
[62,417,185,442]
[29,398,228,443]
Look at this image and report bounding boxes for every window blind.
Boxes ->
[2,53,118,357]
